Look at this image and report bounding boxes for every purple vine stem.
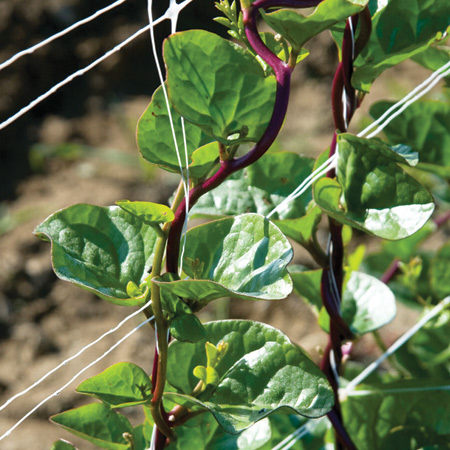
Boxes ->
[321,9,371,450]
[166,0,322,274]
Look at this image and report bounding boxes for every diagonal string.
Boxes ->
[0,0,196,132]
[0,299,153,413]
[0,315,154,441]
[0,0,128,72]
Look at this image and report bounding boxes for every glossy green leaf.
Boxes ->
[76,362,152,408]
[51,403,133,450]
[171,313,207,343]
[164,320,334,433]
[155,214,293,305]
[314,134,435,240]
[319,271,396,335]
[137,84,211,173]
[370,100,450,176]
[353,0,450,91]
[289,267,323,314]
[50,441,77,450]
[274,205,323,247]
[430,243,450,299]
[191,152,315,221]
[262,0,367,51]
[188,142,219,180]
[115,200,174,224]
[342,271,396,335]
[164,30,276,144]
[343,379,450,450]
[34,204,157,306]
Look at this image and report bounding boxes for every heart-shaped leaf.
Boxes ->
[154,214,293,305]
[262,0,367,51]
[51,403,133,450]
[34,204,158,305]
[137,83,212,173]
[341,271,396,335]
[76,362,152,408]
[164,30,276,144]
[314,134,435,240]
[352,0,450,92]
[164,320,334,433]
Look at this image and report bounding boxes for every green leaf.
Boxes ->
[76,362,152,408]
[34,204,157,306]
[171,313,207,343]
[341,271,396,335]
[154,214,293,305]
[159,285,207,343]
[319,271,396,335]
[115,201,174,225]
[193,366,221,386]
[430,243,450,299]
[343,379,450,450]
[191,152,315,221]
[164,30,276,144]
[188,142,219,181]
[274,205,323,247]
[50,440,78,450]
[382,220,436,261]
[353,0,450,92]
[289,267,323,314]
[412,41,450,84]
[370,100,450,175]
[51,403,133,450]
[137,83,212,173]
[396,305,450,378]
[262,0,367,51]
[314,134,435,240]
[164,320,334,433]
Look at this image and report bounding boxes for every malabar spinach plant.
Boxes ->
[36,0,450,449]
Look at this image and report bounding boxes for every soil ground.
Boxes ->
[0,2,444,449]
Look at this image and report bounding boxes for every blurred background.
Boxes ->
[0,1,444,448]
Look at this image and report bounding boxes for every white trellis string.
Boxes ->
[0,315,154,441]
[0,0,196,132]
[346,384,450,397]
[358,60,450,139]
[0,0,128,72]
[265,154,337,219]
[0,299,153,413]
[343,296,450,393]
[147,0,191,277]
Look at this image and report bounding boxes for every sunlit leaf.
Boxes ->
[51,403,133,450]
[76,362,152,408]
[155,214,293,305]
[164,30,276,144]
[35,204,157,306]
[165,320,334,433]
